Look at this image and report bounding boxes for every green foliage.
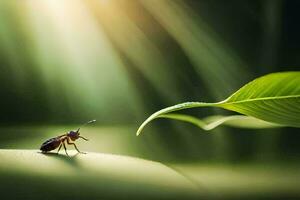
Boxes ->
[137,72,300,135]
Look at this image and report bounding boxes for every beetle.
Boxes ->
[40,120,96,156]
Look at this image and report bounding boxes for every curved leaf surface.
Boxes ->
[0,150,200,199]
[158,114,281,130]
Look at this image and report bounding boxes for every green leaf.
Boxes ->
[137,72,300,135]
[158,114,281,130]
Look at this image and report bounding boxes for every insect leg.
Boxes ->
[62,141,69,156]
[57,143,62,154]
[67,137,86,154]
[79,136,89,141]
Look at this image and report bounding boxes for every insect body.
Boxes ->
[40,120,96,155]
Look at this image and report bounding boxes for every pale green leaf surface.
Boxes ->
[137,72,300,135]
[0,150,200,199]
[1,150,300,199]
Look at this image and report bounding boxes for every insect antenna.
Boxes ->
[76,119,96,132]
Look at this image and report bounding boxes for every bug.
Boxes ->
[40,120,96,156]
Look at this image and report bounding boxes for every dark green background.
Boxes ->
[0,1,299,199]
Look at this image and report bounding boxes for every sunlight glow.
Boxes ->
[21,0,142,122]
[85,0,183,102]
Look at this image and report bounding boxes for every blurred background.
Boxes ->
[0,0,299,164]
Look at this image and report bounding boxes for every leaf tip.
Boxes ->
[136,125,144,136]
[136,130,140,136]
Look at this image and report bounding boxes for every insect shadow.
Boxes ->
[37,151,82,168]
